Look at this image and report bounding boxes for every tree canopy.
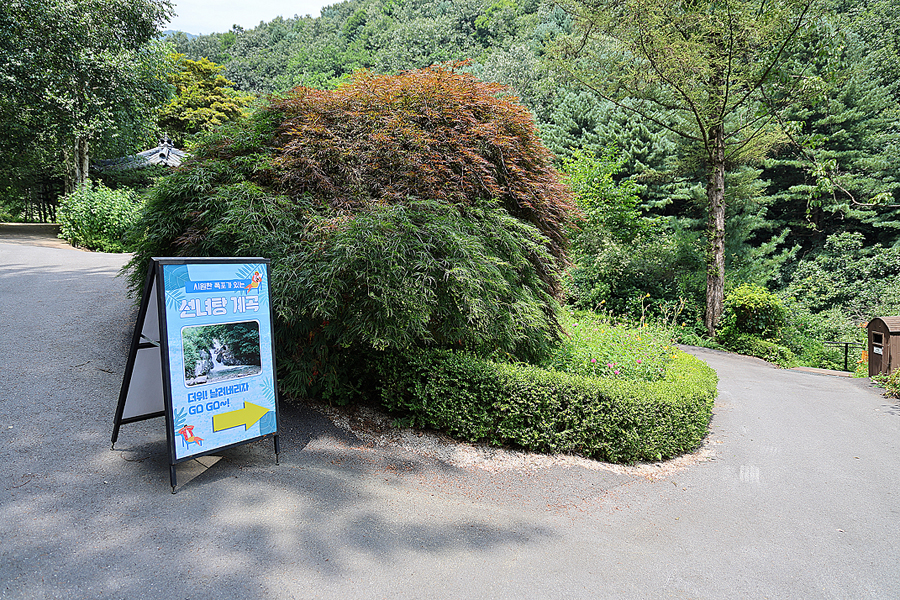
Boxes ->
[0,0,173,192]
[158,54,254,145]
[556,0,824,335]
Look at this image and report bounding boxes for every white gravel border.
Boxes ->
[310,400,719,479]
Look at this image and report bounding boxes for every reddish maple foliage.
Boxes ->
[265,63,575,263]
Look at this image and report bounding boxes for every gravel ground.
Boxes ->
[312,400,717,479]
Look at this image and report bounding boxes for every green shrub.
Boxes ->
[785,232,872,315]
[721,333,796,368]
[674,327,719,349]
[57,180,142,252]
[0,197,20,222]
[562,148,646,244]
[561,148,706,324]
[268,198,563,403]
[717,284,795,365]
[784,232,900,323]
[719,284,787,339]
[565,225,706,321]
[376,348,718,463]
[779,304,852,368]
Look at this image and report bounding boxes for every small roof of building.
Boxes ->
[868,316,900,333]
[94,138,186,171]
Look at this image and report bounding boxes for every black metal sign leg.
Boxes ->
[274,435,281,465]
[170,464,177,494]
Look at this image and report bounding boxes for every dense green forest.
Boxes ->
[3,0,900,369]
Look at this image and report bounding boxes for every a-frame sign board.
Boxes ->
[112,257,280,493]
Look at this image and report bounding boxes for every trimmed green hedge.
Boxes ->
[376,349,718,463]
[721,333,797,368]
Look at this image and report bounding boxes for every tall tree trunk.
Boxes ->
[705,123,726,337]
[73,137,90,189]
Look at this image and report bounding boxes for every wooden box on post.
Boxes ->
[867,317,900,377]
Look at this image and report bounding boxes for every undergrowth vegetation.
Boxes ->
[875,370,900,397]
[57,180,143,252]
[558,147,874,373]
[716,284,796,367]
[544,310,675,382]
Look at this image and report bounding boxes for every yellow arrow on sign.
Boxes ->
[212,402,269,432]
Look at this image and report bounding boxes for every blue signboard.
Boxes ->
[112,257,280,492]
[160,260,278,461]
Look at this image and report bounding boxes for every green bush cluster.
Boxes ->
[778,304,866,371]
[719,284,786,339]
[376,348,718,463]
[561,149,706,324]
[784,232,900,318]
[718,284,795,366]
[57,180,142,252]
[721,333,796,367]
[773,232,891,371]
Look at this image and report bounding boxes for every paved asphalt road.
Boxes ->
[2,231,900,599]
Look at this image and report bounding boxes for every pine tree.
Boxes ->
[763,3,900,253]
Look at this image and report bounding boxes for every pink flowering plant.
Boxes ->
[544,309,675,382]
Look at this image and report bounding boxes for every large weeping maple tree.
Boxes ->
[557,0,824,336]
[129,65,575,401]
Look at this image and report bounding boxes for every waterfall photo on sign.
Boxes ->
[182,321,262,386]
